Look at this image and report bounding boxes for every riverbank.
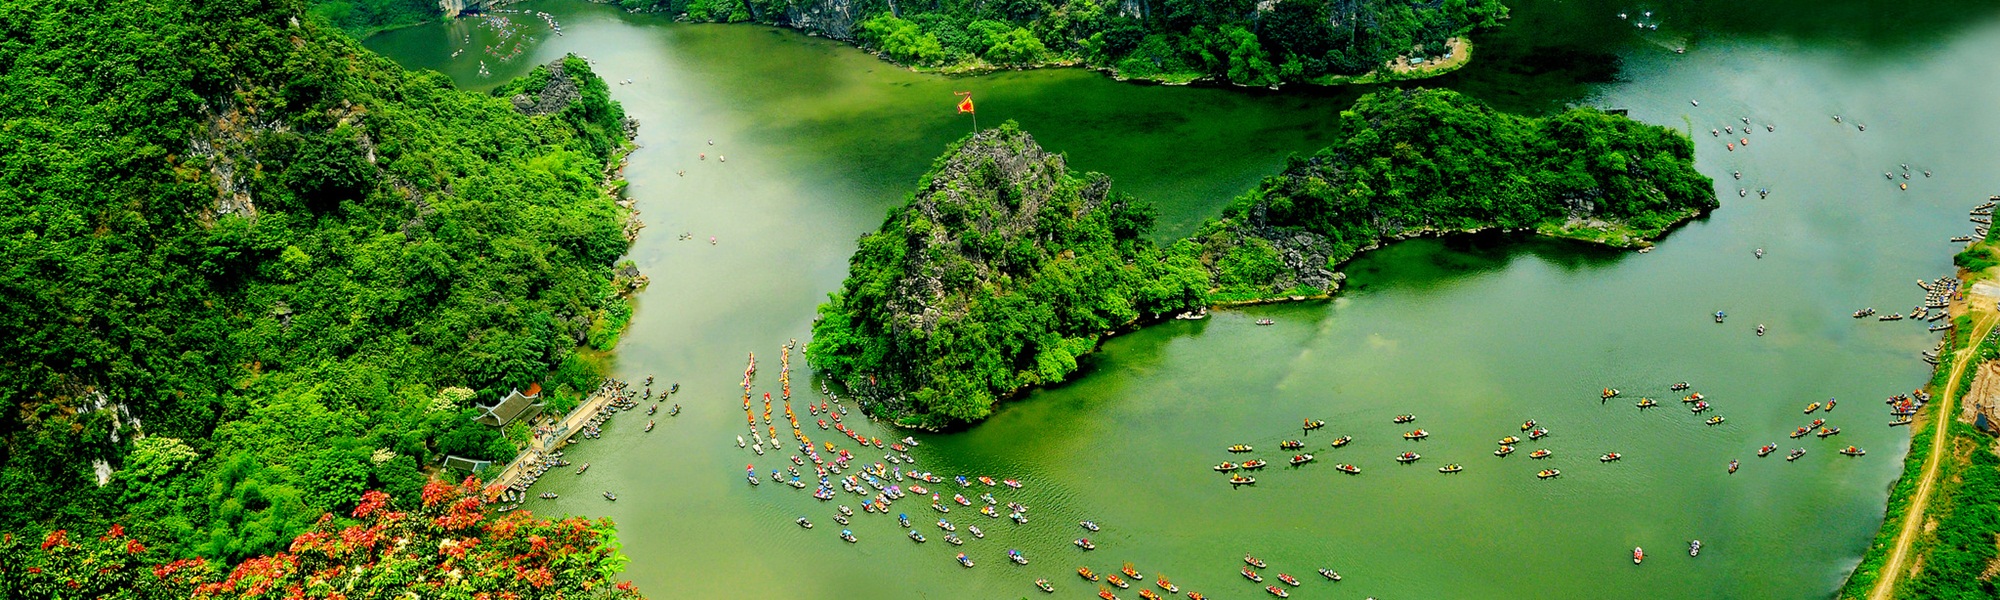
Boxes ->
[1838,228,2000,600]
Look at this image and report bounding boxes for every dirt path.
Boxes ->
[1868,307,1997,600]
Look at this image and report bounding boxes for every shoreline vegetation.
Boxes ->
[1838,234,2000,600]
[596,0,1505,88]
[2,0,644,594]
[808,88,1715,428]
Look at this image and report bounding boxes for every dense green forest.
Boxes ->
[1194,88,1717,300]
[621,0,1507,85]
[0,0,638,586]
[811,89,1713,425]
[309,0,440,36]
[807,124,1212,425]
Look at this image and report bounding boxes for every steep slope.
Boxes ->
[0,0,636,570]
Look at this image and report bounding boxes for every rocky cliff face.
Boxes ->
[781,0,859,40]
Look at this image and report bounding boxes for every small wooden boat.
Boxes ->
[1255,319,1275,326]
[840,529,856,542]
[1633,547,1644,564]
[1495,445,1516,456]
[978,476,997,486]
[957,553,975,567]
[1528,428,1549,440]
[1393,414,1416,424]
[1242,568,1264,582]
[1691,401,1710,413]
[1683,393,1705,402]
[1706,416,1725,425]
[1521,419,1537,431]
[1003,479,1022,488]
[1157,577,1178,593]
[1817,427,1841,438]
[1229,475,1256,486]
[936,518,953,531]
[1499,436,1521,445]
[1139,590,1162,600]
[1396,452,1421,463]
[1245,554,1267,568]
[1530,449,1553,459]
[1107,575,1128,588]
[1228,445,1254,453]
[1319,568,1342,581]
[1214,462,1239,472]
[1537,469,1560,479]
[1840,446,1866,456]
[1890,416,1914,426]
[1277,573,1300,586]
[1098,590,1117,600]
[1122,563,1143,580]
[1804,402,1821,414]
[1809,418,1825,429]
[1081,520,1100,532]
[1079,567,1100,581]
[1303,419,1326,430]
[1336,463,1361,474]
[1330,436,1352,447]
[1787,448,1806,461]
[1603,388,1621,399]
[1289,454,1315,466]
[1825,400,1837,412]
[797,517,813,528]
[1187,593,1206,600]
[1036,579,1054,593]
[1728,460,1739,473]
[1759,444,1777,457]
[981,505,999,518]
[954,494,972,506]
[1670,382,1690,391]
[1241,459,1268,470]
[1076,538,1096,550]
[1280,440,1305,450]
[909,530,927,543]
[1403,429,1429,440]
[969,525,984,538]
[1601,452,1622,462]
[1790,427,1810,439]
[1439,464,1464,473]
[1266,585,1289,598]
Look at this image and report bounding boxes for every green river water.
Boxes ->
[368,2,2000,597]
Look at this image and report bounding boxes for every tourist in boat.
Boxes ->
[1337,463,1362,473]
[909,529,926,543]
[1241,459,1268,469]
[1633,547,1644,564]
[1242,568,1263,582]
[1245,554,1267,568]
[1439,463,1463,473]
[957,553,974,567]
[1538,469,1560,478]
[1531,449,1553,459]
[1841,446,1866,456]
[1393,414,1416,423]
[1122,563,1143,580]
[1230,474,1256,485]
[1330,436,1352,447]
[1690,540,1702,556]
[1521,419,1536,431]
[1759,444,1777,456]
[1076,538,1095,550]
[1228,444,1254,453]
[1601,452,1621,462]
[1157,576,1178,592]
[1266,585,1288,597]
[1397,452,1421,462]
[1319,568,1341,580]
[1107,574,1128,588]
[1079,567,1099,581]
[1277,573,1300,586]
[1036,579,1054,593]
[1500,435,1521,445]
[1496,445,1516,456]
[1081,520,1100,532]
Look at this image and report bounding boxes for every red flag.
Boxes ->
[956,93,974,114]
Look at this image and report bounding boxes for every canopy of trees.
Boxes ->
[0,479,640,599]
[811,90,1713,425]
[0,0,636,577]
[628,0,1506,85]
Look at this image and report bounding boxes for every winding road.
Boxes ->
[1866,302,1997,600]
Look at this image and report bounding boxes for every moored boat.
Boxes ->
[1810,419,1825,429]
[1790,427,1810,439]
[1817,426,1841,438]
[1890,416,1914,426]
[1157,576,1178,592]
[1138,590,1162,600]
[1098,590,1117,600]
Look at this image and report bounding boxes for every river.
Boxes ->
[367,2,2000,597]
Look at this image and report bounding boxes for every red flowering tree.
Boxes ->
[0,477,643,599]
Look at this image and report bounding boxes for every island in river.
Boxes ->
[808,88,1716,426]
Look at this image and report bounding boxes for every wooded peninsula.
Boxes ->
[808,89,1716,427]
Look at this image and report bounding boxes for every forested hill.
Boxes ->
[807,124,1211,425]
[811,90,1714,426]
[622,0,1508,85]
[1,0,638,589]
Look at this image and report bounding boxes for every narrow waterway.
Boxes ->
[369,2,2000,597]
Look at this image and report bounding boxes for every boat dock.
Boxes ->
[484,380,627,499]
